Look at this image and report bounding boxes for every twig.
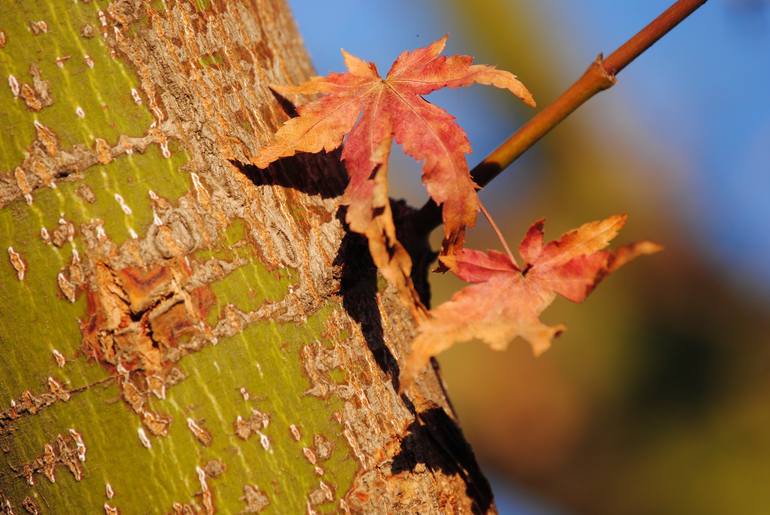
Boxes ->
[479,200,518,267]
[414,0,708,232]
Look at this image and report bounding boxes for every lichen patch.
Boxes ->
[289,423,301,442]
[233,409,270,441]
[28,20,48,35]
[16,430,87,485]
[52,349,66,368]
[308,480,334,506]
[22,496,40,514]
[240,484,269,513]
[18,64,52,112]
[0,381,74,433]
[7,246,26,280]
[186,417,212,446]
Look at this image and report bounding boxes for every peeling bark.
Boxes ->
[0,1,494,513]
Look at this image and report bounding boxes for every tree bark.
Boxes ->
[0,1,492,513]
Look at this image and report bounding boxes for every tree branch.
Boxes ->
[415,0,708,232]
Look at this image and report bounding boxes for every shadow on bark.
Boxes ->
[231,152,347,199]
[392,406,494,514]
[233,153,435,391]
[333,217,402,390]
[232,155,404,389]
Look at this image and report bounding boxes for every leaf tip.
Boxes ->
[608,240,663,272]
[523,92,537,108]
[429,34,450,54]
[531,323,566,356]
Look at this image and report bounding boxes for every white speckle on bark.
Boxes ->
[68,428,87,462]
[116,362,129,379]
[29,20,48,34]
[7,246,26,280]
[105,482,114,499]
[131,88,142,105]
[8,74,19,97]
[137,427,152,449]
[239,387,250,401]
[57,272,77,303]
[85,54,95,69]
[75,106,85,118]
[302,447,317,465]
[190,172,209,203]
[113,193,133,215]
[196,465,208,492]
[186,417,211,445]
[56,56,71,68]
[290,424,301,441]
[257,430,271,453]
[41,227,51,243]
[104,502,118,515]
[52,349,66,367]
[98,10,108,27]
[160,141,171,158]
[128,228,138,239]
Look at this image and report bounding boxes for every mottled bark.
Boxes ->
[0,1,493,513]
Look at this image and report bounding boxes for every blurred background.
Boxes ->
[288,1,770,513]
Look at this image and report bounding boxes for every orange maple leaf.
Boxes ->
[251,36,534,314]
[400,215,661,389]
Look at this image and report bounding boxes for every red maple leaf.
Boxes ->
[251,36,534,313]
[400,215,661,389]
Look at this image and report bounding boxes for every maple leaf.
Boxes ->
[400,215,661,389]
[250,36,534,314]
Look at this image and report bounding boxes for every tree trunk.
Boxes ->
[0,1,493,513]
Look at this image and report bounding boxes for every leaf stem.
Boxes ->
[478,200,518,267]
[414,0,708,232]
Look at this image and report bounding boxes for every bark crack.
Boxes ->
[0,120,179,208]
